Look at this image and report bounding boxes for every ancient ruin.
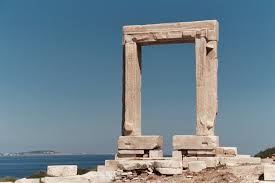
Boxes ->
[10,20,275,183]
[118,20,222,159]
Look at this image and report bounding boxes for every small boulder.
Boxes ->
[15,178,40,183]
[47,165,77,177]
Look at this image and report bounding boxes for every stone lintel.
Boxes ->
[123,20,218,35]
[172,135,219,150]
[123,20,218,45]
[118,136,163,150]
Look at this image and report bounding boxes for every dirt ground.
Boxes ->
[114,165,263,183]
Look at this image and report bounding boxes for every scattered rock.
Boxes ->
[47,165,77,177]
[15,178,40,183]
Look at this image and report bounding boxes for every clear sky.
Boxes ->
[0,0,274,155]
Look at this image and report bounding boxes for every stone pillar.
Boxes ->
[195,36,218,136]
[122,42,142,136]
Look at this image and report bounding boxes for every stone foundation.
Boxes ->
[116,136,163,159]
[104,155,262,174]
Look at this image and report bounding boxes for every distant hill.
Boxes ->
[17,150,59,155]
[255,147,275,158]
[25,150,57,154]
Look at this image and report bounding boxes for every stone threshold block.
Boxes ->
[47,165,77,177]
[264,164,275,181]
[197,157,219,168]
[188,161,207,173]
[115,159,183,175]
[118,136,163,150]
[173,135,219,150]
[153,160,182,169]
[219,156,261,166]
[117,160,155,171]
[155,168,182,175]
[182,157,219,168]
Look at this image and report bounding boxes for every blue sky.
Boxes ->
[0,0,274,154]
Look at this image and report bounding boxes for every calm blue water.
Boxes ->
[0,154,114,178]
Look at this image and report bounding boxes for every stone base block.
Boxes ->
[118,150,145,155]
[118,136,163,150]
[47,165,77,177]
[188,161,206,173]
[173,135,219,150]
[187,149,216,157]
[116,150,149,159]
[149,150,163,158]
[172,151,182,160]
[115,153,139,159]
[117,160,154,171]
[264,164,275,181]
[216,147,237,157]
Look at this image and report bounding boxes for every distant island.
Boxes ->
[0,150,61,156]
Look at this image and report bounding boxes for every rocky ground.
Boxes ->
[114,165,263,183]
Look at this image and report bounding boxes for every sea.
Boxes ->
[0,154,114,178]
